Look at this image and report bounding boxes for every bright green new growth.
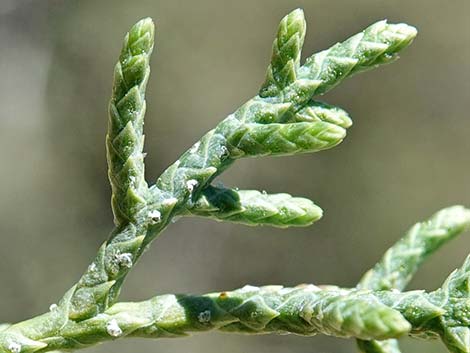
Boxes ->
[2,8,469,353]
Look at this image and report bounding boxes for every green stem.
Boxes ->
[0,284,447,353]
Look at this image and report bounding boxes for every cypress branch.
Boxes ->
[107,18,154,226]
[297,20,417,96]
[226,121,347,158]
[4,276,470,353]
[185,185,323,228]
[5,9,460,353]
[357,206,470,353]
[63,19,158,321]
[359,206,470,291]
[434,255,470,353]
[43,10,415,327]
[260,8,306,97]
[151,15,415,221]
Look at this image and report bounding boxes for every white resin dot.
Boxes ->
[8,342,21,353]
[148,210,162,224]
[186,179,198,192]
[106,319,123,337]
[115,253,133,268]
[198,310,211,323]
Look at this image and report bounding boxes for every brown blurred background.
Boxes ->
[0,0,469,352]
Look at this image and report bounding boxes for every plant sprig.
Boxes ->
[357,206,470,353]
[1,8,468,353]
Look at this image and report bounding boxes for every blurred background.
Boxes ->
[0,0,469,352]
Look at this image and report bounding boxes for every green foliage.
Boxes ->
[186,186,323,228]
[260,8,306,97]
[1,8,469,353]
[357,206,470,353]
[107,18,153,226]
